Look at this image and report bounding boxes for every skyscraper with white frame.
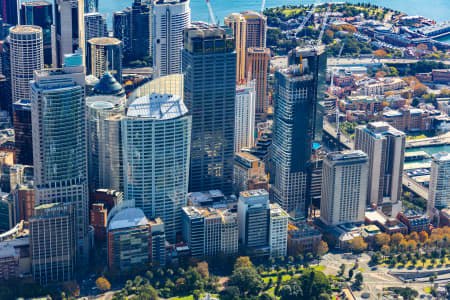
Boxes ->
[428,152,450,215]
[234,81,256,153]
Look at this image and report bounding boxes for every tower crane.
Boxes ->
[260,0,266,14]
[206,0,217,25]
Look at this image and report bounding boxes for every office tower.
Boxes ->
[86,91,124,191]
[355,122,406,216]
[30,203,75,285]
[31,55,89,261]
[0,0,18,25]
[182,22,236,195]
[9,25,43,105]
[246,47,270,121]
[113,8,131,61]
[224,13,246,83]
[0,192,13,231]
[233,152,267,195]
[54,0,85,67]
[182,206,238,257]
[90,203,107,243]
[0,75,11,113]
[235,81,256,153]
[84,0,98,13]
[271,46,326,217]
[91,189,123,210]
[122,93,191,242]
[269,203,288,258]
[237,189,270,256]
[14,183,35,222]
[428,152,450,214]
[130,0,151,60]
[87,37,123,82]
[149,218,166,266]
[0,38,12,113]
[13,99,33,165]
[152,0,190,77]
[241,11,266,49]
[321,151,369,226]
[107,207,150,270]
[84,12,107,45]
[20,1,53,65]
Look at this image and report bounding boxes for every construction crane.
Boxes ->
[206,0,216,25]
[317,3,331,46]
[260,0,266,14]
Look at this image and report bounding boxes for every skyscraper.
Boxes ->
[113,8,131,61]
[428,152,450,214]
[130,0,151,61]
[13,99,33,165]
[122,92,191,242]
[224,13,246,83]
[271,46,326,217]
[246,47,270,121]
[84,0,98,13]
[0,0,18,25]
[87,37,123,82]
[84,12,107,45]
[355,122,405,216]
[54,0,85,67]
[31,53,89,262]
[182,22,236,195]
[235,81,255,153]
[241,11,266,49]
[152,0,190,77]
[9,25,43,105]
[321,151,369,226]
[20,1,53,65]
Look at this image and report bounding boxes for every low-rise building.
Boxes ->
[365,209,408,234]
[233,152,267,195]
[287,222,322,255]
[397,210,430,233]
[0,222,30,280]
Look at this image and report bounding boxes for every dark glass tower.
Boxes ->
[182,22,236,195]
[271,46,326,218]
[130,0,150,61]
[13,99,33,165]
[113,8,131,61]
[0,0,18,25]
[20,1,53,65]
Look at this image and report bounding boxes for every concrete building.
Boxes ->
[241,11,266,49]
[87,37,123,83]
[355,122,406,216]
[235,81,256,153]
[269,203,288,258]
[13,183,35,222]
[84,12,107,48]
[246,47,270,121]
[31,54,89,262]
[149,218,165,266]
[13,99,33,165]
[233,152,267,195]
[122,93,191,242]
[0,235,30,280]
[428,152,450,214]
[9,25,43,105]
[321,151,369,226]
[30,203,75,285]
[152,0,190,77]
[224,13,247,83]
[182,22,236,195]
[238,189,270,256]
[287,222,322,256]
[107,207,150,270]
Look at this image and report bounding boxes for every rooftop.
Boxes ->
[240,189,268,198]
[21,1,51,6]
[88,37,122,46]
[93,72,124,96]
[326,150,367,162]
[108,208,149,231]
[432,151,450,161]
[127,93,188,120]
[10,25,41,34]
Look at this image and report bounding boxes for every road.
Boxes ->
[406,132,450,148]
[327,57,450,66]
[402,174,429,200]
[323,120,354,149]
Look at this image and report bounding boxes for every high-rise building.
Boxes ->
[149,218,166,266]
[9,25,43,105]
[241,11,266,49]
[130,0,151,61]
[113,8,131,61]
[428,152,450,214]
[321,151,369,226]
[122,93,191,242]
[90,203,107,243]
[233,152,267,195]
[20,1,53,65]
[0,38,12,113]
[355,122,405,216]
[182,22,236,195]
[31,54,89,262]
[0,0,18,25]
[246,47,270,121]
[271,46,326,217]
[224,13,246,83]
[87,37,123,82]
[269,203,288,258]
[0,192,13,232]
[84,12,107,46]
[237,189,270,256]
[152,0,190,77]
[84,0,98,13]
[30,203,75,285]
[235,81,255,153]
[54,0,85,67]
[13,99,33,165]
[107,207,151,270]
[13,183,35,222]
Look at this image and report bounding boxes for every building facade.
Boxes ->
[84,12,107,47]
[233,152,266,195]
[130,0,151,60]
[13,99,33,165]
[269,203,288,258]
[235,81,255,153]
[246,47,270,121]
[241,11,266,49]
[87,37,123,83]
[428,152,450,214]
[224,13,246,83]
[113,8,131,60]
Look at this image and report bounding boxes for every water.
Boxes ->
[405,144,450,166]
[100,0,450,26]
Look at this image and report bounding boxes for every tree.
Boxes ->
[391,233,404,247]
[279,280,303,300]
[62,281,80,297]
[354,273,363,289]
[381,245,390,258]
[234,256,253,269]
[389,66,399,77]
[196,261,209,278]
[314,241,329,257]
[419,231,428,243]
[407,240,417,252]
[228,267,264,296]
[409,232,419,242]
[349,237,368,253]
[416,43,428,51]
[373,49,387,58]
[375,70,387,78]
[299,269,331,299]
[136,285,158,300]
[375,233,391,247]
[96,277,111,292]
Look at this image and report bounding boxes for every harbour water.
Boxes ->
[405,144,450,166]
[100,0,450,25]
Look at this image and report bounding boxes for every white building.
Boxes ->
[10,26,43,105]
[84,12,107,45]
[428,152,450,214]
[321,151,369,225]
[269,203,288,258]
[122,92,191,242]
[152,0,191,77]
[234,81,256,153]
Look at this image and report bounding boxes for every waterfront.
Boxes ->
[100,0,450,25]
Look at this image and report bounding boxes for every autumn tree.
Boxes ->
[62,281,80,297]
[381,245,390,258]
[314,241,329,257]
[409,232,419,242]
[373,49,387,58]
[375,233,391,247]
[391,233,404,247]
[234,256,253,269]
[416,43,428,51]
[96,277,111,292]
[196,261,209,278]
[407,240,417,252]
[375,70,387,78]
[349,237,368,253]
[419,231,428,243]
